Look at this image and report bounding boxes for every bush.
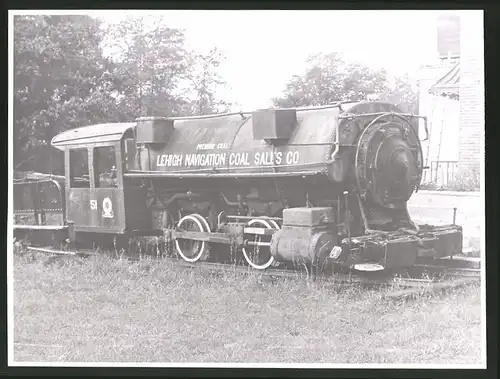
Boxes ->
[419,167,480,192]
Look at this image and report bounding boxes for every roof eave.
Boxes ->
[428,60,460,99]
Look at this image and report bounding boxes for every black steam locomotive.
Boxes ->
[13,101,463,273]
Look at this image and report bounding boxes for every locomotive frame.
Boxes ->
[13,100,464,275]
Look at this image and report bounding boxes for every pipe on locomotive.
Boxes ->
[160,101,356,121]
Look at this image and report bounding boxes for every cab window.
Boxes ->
[94,146,118,188]
[69,148,90,188]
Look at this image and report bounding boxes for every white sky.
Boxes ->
[94,10,452,110]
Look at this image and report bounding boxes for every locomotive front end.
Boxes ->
[323,105,464,272]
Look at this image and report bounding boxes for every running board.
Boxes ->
[26,246,96,256]
[14,224,68,231]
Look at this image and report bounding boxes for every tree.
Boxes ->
[273,53,390,108]
[184,47,232,115]
[103,16,231,118]
[102,15,193,118]
[13,15,119,173]
[378,74,419,114]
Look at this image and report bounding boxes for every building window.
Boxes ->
[69,148,90,188]
[94,146,118,188]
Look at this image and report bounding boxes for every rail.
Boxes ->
[22,245,481,296]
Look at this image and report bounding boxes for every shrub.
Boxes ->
[447,167,480,191]
[419,167,480,192]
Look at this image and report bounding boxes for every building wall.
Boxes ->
[416,11,483,186]
[417,64,460,184]
[458,11,484,175]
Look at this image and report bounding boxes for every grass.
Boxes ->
[12,251,483,365]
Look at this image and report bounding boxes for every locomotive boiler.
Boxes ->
[13,100,463,273]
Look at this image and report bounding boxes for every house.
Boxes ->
[417,11,483,187]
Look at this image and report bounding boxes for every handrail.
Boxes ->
[339,111,430,142]
[136,100,358,122]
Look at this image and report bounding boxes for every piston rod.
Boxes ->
[244,240,271,247]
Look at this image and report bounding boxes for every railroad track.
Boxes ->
[19,244,481,296]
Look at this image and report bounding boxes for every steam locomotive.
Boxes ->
[13,100,463,273]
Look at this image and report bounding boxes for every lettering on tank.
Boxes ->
[155,150,304,168]
[196,143,229,150]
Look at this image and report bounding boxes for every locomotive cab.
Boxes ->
[51,122,149,237]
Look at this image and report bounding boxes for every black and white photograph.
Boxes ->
[8,9,485,368]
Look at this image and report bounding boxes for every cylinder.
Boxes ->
[270,226,339,265]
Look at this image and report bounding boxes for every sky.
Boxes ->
[92,10,458,110]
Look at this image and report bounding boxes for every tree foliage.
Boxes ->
[102,16,232,118]
[273,53,390,108]
[378,74,419,114]
[273,52,418,113]
[184,48,232,115]
[14,15,119,172]
[102,15,192,118]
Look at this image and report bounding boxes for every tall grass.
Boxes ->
[12,251,483,365]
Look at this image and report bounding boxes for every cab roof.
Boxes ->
[51,122,136,150]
